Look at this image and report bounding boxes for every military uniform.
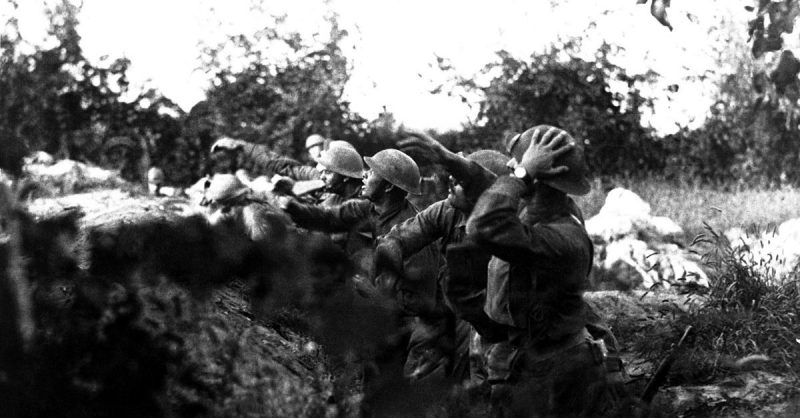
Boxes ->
[232,143,321,180]
[285,196,443,414]
[380,159,507,383]
[381,200,470,381]
[285,197,441,314]
[467,176,609,417]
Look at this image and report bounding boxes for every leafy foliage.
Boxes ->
[197,11,395,163]
[0,0,186,184]
[683,224,800,379]
[434,41,660,177]
[662,19,800,186]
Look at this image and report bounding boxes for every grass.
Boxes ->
[576,177,800,396]
[610,221,800,390]
[574,176,800,241]
[686,223,800,378]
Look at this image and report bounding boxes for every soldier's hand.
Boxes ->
[520,126,574,179]
[210,137,244,153]
[276,195,293,210]
[271,175,296,196]
[374,271,399,298]
[373,239,403,281]
[396,128,449,164]
[352,273,380,299]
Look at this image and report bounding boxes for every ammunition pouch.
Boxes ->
[445,241,508,342]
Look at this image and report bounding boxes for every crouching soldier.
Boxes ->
[210,134,348,181]
[467,125,613,417]
[211,136,361,204]
[311,142,364,208]
[199,174,292,242]
[304,143,371,254]
[276,149,442,411]
[374,130,512,385]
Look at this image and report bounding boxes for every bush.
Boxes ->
[608,221,800,390]
[681,224,800,379]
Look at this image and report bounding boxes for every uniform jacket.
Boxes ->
[286,197,441,316]
[380,161,508,342]
[241,143,321,181]
[382,159,495,259]
[466,176,592,347]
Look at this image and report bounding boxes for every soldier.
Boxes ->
[211,136,365,206]
[308,144,371,253]
[277,148,439,304]
[374,130,511,384]
[304,133,328,162]
[210,134,349,182]
[466,125,611,417]
[312,141,364,208]
[276,148,442,411]
[200,173,292,242]
[147,167,165,196]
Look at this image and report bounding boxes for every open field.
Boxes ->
[575,177,800,241]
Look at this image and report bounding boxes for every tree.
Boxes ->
[198,11,378,160]
[433,41,659,176]
[0,0,187,183]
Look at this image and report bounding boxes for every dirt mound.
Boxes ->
[4,188,357,417]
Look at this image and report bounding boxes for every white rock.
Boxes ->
[641,216,684,241]
[25,159,120,183]
[593,238,653,289]
[723,220,800,285]
[592,239,710,290]
[585,213,636,242]
[26,159,81,177]
[725,227,747,246]
[586,188,670,242]
[586,188,709,290]
[598,188,651,219]
[649,251,709,288]
[82,165,120,182]
[24,151,55,165]
[777,218,800,249]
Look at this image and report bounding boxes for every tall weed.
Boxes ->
[684,223,800,378]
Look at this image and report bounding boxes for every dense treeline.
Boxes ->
[4,0,800,187]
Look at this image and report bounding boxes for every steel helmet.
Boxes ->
[506,125,591,196]
[315,146,364,179]
[202,173,250,205]
[305,134,327,151]
[466,149,512,177]
[147,167,165,184]
[327,140,356,151]
[363,149,421,194]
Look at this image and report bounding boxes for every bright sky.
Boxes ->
[4,0,752,134]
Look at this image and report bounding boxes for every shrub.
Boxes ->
[682,224,800,379]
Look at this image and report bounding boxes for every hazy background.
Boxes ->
[5,0,750,133]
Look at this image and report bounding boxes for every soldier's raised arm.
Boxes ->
[210,136,320,180]
[397,129,496,201]
[279,196,372,233]
[467,126,576,263]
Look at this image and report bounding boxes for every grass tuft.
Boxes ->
[617,223,800,386]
